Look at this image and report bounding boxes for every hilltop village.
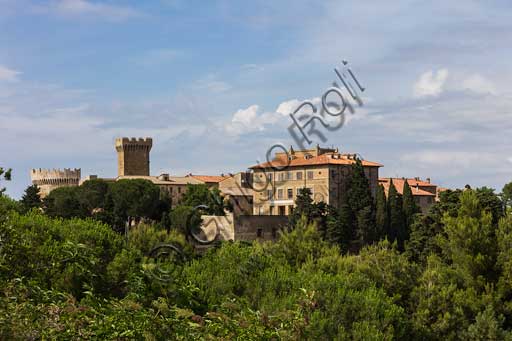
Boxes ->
[30,137,446,241]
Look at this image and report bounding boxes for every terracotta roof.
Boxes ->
[379,178,436,197]
[116,175,203,185]
[187,174,229,183]
[250,152,382,169]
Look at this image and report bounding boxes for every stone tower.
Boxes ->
[115,137,152,176]
[30,168,81,198]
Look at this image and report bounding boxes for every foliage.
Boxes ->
[346,159,376,245]
[387,179,406,250]
[2,179,512,339]
[375,184,388,240]
[20,184,42,213]
[402,180,420,228]
[0,167,11,195]
[503,181,512,209]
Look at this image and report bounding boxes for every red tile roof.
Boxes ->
[250,152,382,169]
[187,174,229,183]
[379,178,436,197]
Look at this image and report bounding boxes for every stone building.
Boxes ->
[115,137,152,176]
[185,174,229,188]
[250,146,382,215]
[218,172,254,216]
[378,177,437,213]
[30,168,81,198]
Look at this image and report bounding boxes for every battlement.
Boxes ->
[30,168,81,195]
[115,137,153,151]
[115,137,152,176]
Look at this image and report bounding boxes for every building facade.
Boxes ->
[250,146,382,216]
[378,177,437,213]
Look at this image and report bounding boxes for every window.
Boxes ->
[269,206,274,215]
[278,206,286,215]
[286,172,293,180]
[287,188,293,199]
[278,172,284,181]
[277,189,283,199]
[267,189,273,200]
[257,228,263,237]
[268,173,273,181]
[296,172,303,180]
[288,205,294,214]
[296,188,302,196]
[307,171,314,180]
[178,187,181,193]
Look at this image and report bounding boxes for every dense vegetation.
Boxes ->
[1,167,512,339]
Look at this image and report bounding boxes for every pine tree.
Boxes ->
[387,180,406,250]
[375,184,388,241]
[346,159,376,246]
[402,180,420,229]
[20,184,42,212]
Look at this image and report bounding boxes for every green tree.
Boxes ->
[44,186,86,219]
[475,186,504,224]
[375,184,388,241]
[438,190,497,286]
[180,184,226,215]
[402,180,420,228]
[346,159,376,245]
[0,167,12,195]
[109,179,161,230]
[20,184,42,213]
[387,180,406,249]
[502,181,512,209]
[79,179,110,214]
[289,188,328,236]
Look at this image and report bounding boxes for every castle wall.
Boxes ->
[30,168,81,197]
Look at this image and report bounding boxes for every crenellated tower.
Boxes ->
[30,168,81,197]
[115,137,152,177]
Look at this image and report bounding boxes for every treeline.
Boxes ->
[20,179,227,234]
[1,166,512,339]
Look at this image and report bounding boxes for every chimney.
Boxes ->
[426,177,431,183]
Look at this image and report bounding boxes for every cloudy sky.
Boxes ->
[1,0,511,198]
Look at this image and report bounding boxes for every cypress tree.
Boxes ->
[402,180,420,228]
[387,180,406,249]
[346,159,376,246]
[289,188,314,229]
[20,184,42,213]
[375,184,388,241]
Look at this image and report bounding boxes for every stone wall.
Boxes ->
[30,168,81,197]
[234,215,288,241]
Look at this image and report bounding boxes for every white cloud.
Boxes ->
[508,157,512,164]
[50,0,141,21]
[462,74,497,95]
[0,65,21,82]
[413,69,448,97]
[225,105,269,135]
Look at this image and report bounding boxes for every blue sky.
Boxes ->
[1,0,511,198]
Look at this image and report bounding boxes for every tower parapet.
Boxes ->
[30,168,81,197]
[115,137,152,176]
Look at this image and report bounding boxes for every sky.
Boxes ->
[1,0,511,198]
